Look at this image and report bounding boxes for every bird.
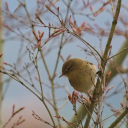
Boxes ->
[59,58,97,94]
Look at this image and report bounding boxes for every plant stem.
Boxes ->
[52,0,71,80]
[40,50,51,79]
[84,76,101,128]
[40,50,60,127]
[102,0,122,66]
[66,105,88,128]
[22,1,56,126]
[84,0,122,127]
[0,70,56,127]
[108,47,128,60]
[108,107,128,128]
[52,36,63,80]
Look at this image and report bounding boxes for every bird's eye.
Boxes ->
[67,67,71,71]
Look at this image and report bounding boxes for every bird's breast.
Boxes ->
[68,69,95,93]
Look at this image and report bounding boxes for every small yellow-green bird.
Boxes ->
[59,58,97,94]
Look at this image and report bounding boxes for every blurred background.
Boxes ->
[1,0,128,128]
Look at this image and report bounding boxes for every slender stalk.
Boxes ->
[50,40,62,128]
[102,0,122,66]
[52,36,63,80]
[40,50,60,126]
[108,47,128,60]
[52,0,71,80]
[0,70,56,127]
[0,70,42,103]
[51,80,60,126]
[22,2,56,126]
[40,47,62,127]
[108,107,128,128]
[23,0,35,32]
[35,50,43,99]
[66,105,88,128]
[17,72,55,108]
[69,32,102,61]
[84,76,101,128]
[40,50,51,79]
[35,50,56,126]
[51,1,72,127]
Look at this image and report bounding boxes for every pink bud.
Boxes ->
[6,2,8,6]
[101,7,105,11]
[34,76,38,80]
[72,27,77,33]
[45,5,55,15]
[41,32,44,38]
[3,62,12,67]
[59,54,65,62]
[90,5,94,13]
[109,86,113,90]
[54,115,61,118]
[59,54,62,57]
[107,71,111,77]
[35,42,41,49]
[66,54,71,60]
[80,22,85,29]
[32,31,36,35]
[57,7,59,12]
[38,30,41,35]
[54,73,57,77]
[109,45,112,49]
[5,2,9,12]
[19,115,22,120]
[98,64,100,69]
[35,14,45,25]
[73,91,77,96]
[84,97,89,101]
[94,7,105,17]
[72,91,78,104]
[36,34,39,39]
[106,86,114,93]
[68,93,72,101]
[79,94,83,98]
[69,19,74,26]
[83,0,86,7]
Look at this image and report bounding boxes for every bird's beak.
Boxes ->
[59,74,63,78]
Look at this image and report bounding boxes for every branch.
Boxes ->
[108,107,128,128]
[66,105,89,128]
[84,0,122,127]
[102,0,122,67]
[108,47,128,60]
[0,69,56,127]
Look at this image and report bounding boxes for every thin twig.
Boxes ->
[108,47,128,60]
[101,104,128,123]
